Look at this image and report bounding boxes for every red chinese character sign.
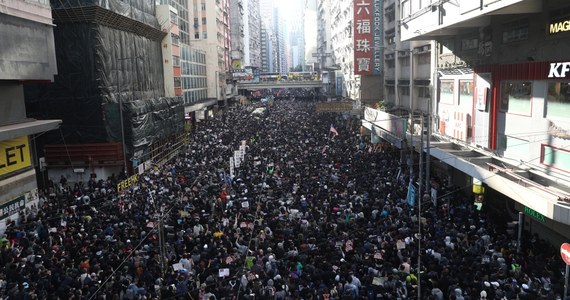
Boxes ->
[354,0,383,75]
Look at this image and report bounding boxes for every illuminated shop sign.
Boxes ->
[524,206,546,223]
[0,136,31,176]
[547,62,570,78]
[549,19,570,34]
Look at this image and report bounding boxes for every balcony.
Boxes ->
[3,0,53,25]
[402,0,541,41]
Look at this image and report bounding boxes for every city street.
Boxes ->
[1,99,565,299]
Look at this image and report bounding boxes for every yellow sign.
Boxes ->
[231,59,242,70]
[117,174,139,192]
[315,102,354,112]
[0,136,31,176]
[549,20,570,34]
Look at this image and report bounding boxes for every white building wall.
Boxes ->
[399,0,536,41]
[157,5,176,97]
[304,0,318,70]
[248,0,262,68]
[397,0,570,235]
[329,0,356,99]
[190,0,229,100]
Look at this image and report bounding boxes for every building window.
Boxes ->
[546,82,570,118]
[459,80,473,105]
[202,17,207,25]
[399,87,409,96]
[387,86,395,95]
[500,81,532,115]
[499,134,529,156]
[201,3,206,10]
[386,59,395,69]
[386,35,395,45]
[173,56,180,66]
[440,79,454,104]
[542,144,570,172]
[202,31,207,38]
[195,33,200,39]
[417,52,430,64]
[418,87,430,98]
[502,19,529,43]
[401,0,410,19]
[171,34,179,45]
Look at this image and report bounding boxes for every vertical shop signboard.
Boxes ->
[354,0,383,75]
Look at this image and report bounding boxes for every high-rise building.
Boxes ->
[157,5,184,99]
[381,0,435,115]
[327,0,357,100]
[230,0,246,71]
[260,22,275,72]
[304,0,318,72]
[24,1,184,182]
[229,0,262,87]
[0,0,61,231]
[274,7,289,74]
[244,0,262,68]
[191,0,232,107]
[289,26,306,71]
[316,0,336,94]
[395,0,570,245]
[157,0,209,130]
[259,0,280,73]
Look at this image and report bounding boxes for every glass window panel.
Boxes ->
[500,81,532,114]
[459,80,473,105]
[542,145,570,172]
[440,80,454,104]
[546,82,570,118]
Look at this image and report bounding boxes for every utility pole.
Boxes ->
[417,112,424,300]
[409,48,415,189]
[426,111,431,205]
[158,210,166,278]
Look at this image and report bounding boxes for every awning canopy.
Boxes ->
[0,119,61,141]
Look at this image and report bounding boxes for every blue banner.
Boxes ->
[407,182,416,207]
[336,77,343,96]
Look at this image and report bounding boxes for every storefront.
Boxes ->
[361,107,407,149]
[475,61,570,173]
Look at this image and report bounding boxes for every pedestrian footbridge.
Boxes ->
[237,81,325,90]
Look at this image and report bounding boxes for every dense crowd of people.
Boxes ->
[0,99,566,299]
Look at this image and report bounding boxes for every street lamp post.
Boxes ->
[399,47,421,298]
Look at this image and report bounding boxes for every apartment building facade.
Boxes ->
[397,0,570,244]
[0,0,61,232]
[191,0,231,109]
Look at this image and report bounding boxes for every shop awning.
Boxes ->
[0,119,61,141]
